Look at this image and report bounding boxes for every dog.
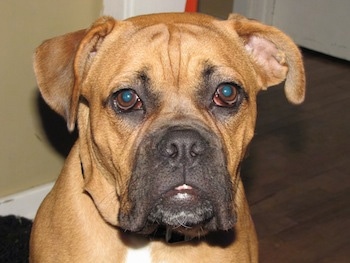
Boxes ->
[29,13,305,262]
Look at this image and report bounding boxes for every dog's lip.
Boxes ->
[163,184,198,200]
[175,184,193,191]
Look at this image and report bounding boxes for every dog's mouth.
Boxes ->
[145,184,216,237]
[161,184,204,207]
[119,177,236,239]
[165,184,196,198]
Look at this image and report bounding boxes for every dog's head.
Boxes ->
[34,13,305,238]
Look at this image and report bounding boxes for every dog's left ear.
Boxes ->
[34,17,115,131]
[226,14,305,104]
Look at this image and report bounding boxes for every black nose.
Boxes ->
[157,129,208,165]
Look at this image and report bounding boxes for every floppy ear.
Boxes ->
[227,14,305,104]
[33,16,116,131]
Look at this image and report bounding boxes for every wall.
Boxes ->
[199,0,233,19]
[0,0,103,197]
[103,0,186,20]
[103,0,234,20]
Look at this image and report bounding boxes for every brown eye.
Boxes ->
[213,83,240,107]
[113,89,143,112]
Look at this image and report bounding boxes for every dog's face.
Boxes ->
[34,13,305,237]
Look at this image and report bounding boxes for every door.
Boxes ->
[234,0,350,61]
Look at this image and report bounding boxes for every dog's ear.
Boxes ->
[227,14,305,104]
[34,17,115,131]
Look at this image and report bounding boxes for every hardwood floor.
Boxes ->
[241,49,350,263]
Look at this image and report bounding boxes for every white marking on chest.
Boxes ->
[125,244,152,263]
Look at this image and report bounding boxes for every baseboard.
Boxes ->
[0,182,54,219]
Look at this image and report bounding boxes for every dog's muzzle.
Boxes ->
[118,125,237,236]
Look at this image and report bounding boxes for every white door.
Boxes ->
[234,0,350,61]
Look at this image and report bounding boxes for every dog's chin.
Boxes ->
[142,185,229,238]
[149,186,213,224]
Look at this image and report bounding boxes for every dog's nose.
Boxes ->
[157,129,207,165]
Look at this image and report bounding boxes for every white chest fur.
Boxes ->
[125,243,153,263]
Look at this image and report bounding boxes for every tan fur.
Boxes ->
[30,13,305,262]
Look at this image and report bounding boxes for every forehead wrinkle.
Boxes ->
[127,22,217,93]
[136,23,180,90]
[154,23,204,90]
[164,24,182,88]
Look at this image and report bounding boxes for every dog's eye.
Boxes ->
[213,83,240,107]
[112,89,143,112]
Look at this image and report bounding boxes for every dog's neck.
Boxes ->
[148,226,193,244]
[119,227,196,251]
[124,227,237,248]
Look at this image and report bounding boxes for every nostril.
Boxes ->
[190,143,200,157]
[167,143,178,158]
[158,140,179,158]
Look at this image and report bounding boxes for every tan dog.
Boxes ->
[30,13,305,262]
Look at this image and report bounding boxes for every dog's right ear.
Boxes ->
[225,14,305,104]
[34,17,115,132]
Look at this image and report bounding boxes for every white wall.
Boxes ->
[103,0,186,19]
